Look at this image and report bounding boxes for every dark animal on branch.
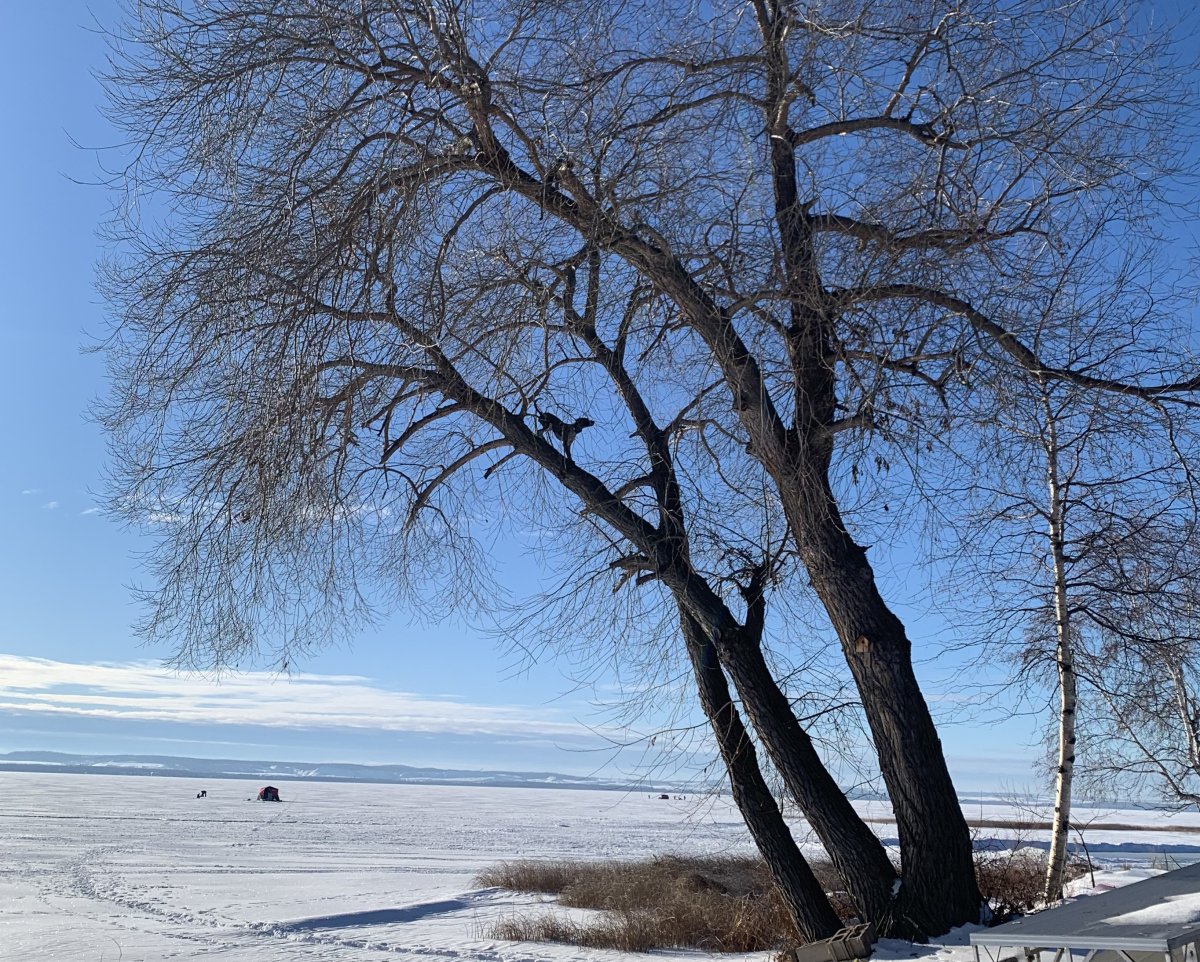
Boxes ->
[535,405,595,461]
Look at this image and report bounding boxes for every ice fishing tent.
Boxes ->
[257,785,281,802]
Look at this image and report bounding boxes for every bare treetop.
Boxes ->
[96,0,1197,728]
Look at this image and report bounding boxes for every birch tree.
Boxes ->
[945,307,1200,901]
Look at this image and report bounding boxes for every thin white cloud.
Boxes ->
[147,511,183,524]
[41,501,59,510]
[80,507,101,516]
[0,654,596,742]
[21,488,39,495]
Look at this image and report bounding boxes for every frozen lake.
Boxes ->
[0,772,762,961]
[4,771,1199,960]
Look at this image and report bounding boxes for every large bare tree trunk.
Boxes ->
[681,614,842,943]
[1044,406,1077,903]
[713,625,900,928]
[478,64,973,929]
[780,464,980,938]
[748,1,979,935]
[572,273,897,931]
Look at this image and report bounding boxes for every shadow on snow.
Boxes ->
[273,894,492,932]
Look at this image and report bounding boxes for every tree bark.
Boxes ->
[1043,403,1077,904]
[580,293,899,930]
[473,32,977,935]
[681,613,843,943]
[746,1,980,936]
[778,463,980,939]
[712,625,900,928]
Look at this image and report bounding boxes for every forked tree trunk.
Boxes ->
[576,295,894,930]
[713,628,900,928]
[1043,405,1077,904]
[488,111,976,934]
[681,614,842,943]
[481,21,977,932]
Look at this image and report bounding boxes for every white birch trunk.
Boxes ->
[1043,405,1077,904]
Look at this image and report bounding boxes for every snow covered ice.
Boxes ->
[3,771,1199,961]
[0,771,765,961]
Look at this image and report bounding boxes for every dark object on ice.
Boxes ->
[658,793,670,800]
[196,789,207,798]
[257,785,281,802]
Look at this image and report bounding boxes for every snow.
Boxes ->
[1104,892,1200,926]
[1,771,1193,962]
[0,771,763,961]
[1066,868,1164,898]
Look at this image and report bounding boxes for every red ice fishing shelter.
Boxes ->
[257,785,281,802]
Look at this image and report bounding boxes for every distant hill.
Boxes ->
[0,752,1167,810]
[0,750,682,791]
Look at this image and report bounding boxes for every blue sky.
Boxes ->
[0,1,1078,791]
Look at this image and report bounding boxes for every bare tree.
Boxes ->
[968,388,1195,902]
[1040,398,1080,905]
[937,259,1200,901]
[98,0,1197,937]
[1078,533,1200,810]
[1088,645,1200,810]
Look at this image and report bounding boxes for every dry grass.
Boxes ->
[974,849,1090,923]
[480,850,1084,951]
[478,855,812,952]
[489,912,666,953]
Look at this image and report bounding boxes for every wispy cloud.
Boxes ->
[41,501,59,510]
[80,507,101,516]
[0,654,597,743]
[21,489,39,496]
[147,511,183,524]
